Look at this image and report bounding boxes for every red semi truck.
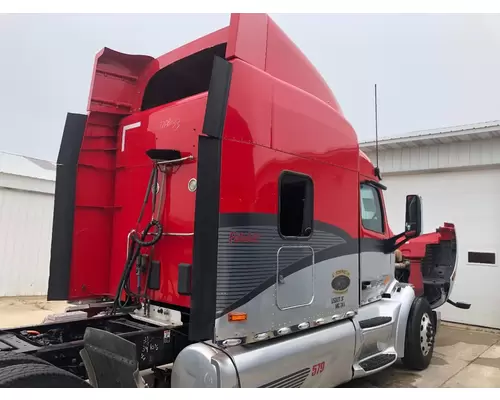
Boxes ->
[0,13,469,388]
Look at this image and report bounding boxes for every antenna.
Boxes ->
[374,84,382,180]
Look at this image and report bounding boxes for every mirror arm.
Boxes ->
[383,231,410,254]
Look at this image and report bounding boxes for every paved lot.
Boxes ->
[1,296,500,387]
[341,322,500,388]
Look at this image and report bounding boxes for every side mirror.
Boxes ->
[384,194,423,253]
[405,194,422,238]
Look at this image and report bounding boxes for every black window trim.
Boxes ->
[364,179,387,191]
[360,182,386,234]
[278,170,314,241]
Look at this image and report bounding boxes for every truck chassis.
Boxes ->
[0,304,191,387]
[0,282,439,388]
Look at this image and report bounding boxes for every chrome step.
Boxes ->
[358,316,392,329]
[359,353,397,372]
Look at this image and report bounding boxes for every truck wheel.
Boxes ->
[402,297,435,371]
[0,351,51,368]
[0,363,92,388]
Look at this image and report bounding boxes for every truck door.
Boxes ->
[359,182,393,306]
[276,172,315,310]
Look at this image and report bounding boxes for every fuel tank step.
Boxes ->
[358,316,392,329]
[359,353,397,372]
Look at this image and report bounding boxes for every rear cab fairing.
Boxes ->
[48,25,231,304]
[48,49,154,301]
[112,94,209,308]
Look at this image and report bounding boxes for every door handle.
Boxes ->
[362,281,372,290]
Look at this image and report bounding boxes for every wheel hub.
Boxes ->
[420,312,434,356]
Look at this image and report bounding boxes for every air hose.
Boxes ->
[110,164,164,314]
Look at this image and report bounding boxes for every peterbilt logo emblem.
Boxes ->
[331,269,351,294]
[229,232,261,244]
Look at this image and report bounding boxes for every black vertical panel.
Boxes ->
[189,56,232,341]
[47,113,87,301]
[201,57,232,139]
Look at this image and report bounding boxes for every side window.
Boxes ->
[360,183,384,234]
[279,172,314,239]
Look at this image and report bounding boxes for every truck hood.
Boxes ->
[400,223,458,309]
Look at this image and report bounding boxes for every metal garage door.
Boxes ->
[0,187,54,296]
[382,168,500,329]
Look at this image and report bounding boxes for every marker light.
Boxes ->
[228,312,247,322]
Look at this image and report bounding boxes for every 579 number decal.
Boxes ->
[311,361,325,376]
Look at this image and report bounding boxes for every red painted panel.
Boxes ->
[271,78,359,173]
[223,59,273,147]
[109,94,208,308]
[218,139,359,239]
[87,48,153,115]
[359,150,376,178]
[69,112,119,299]
[226,14,342,113]
[226,13,268,70]
[68,49,156,300]
[265,19,342,113]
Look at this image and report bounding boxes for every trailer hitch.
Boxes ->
[447,299,471,310]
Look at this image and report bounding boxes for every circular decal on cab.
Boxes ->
[331,270,351,294]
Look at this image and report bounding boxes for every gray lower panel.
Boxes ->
[350,283,415,378]
[215,254,359,344]
[172,319,356,388]
[171,285,416,388]
[227,319,356,388]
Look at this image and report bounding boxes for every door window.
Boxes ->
[360,183,384,234]
[279,171,314,239]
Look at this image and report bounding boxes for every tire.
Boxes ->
[402,296,436,371]
[0,363,92,388]
[0,351,51,368]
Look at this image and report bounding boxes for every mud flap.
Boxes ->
[432,310,441,334]
[80,327,143,388]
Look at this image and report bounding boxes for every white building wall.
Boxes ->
[364,137,500,175]
[0,172,55,194]
[0,172,54,297]
[380,168,500,329]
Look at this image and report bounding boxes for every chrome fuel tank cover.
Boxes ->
[171,343,239,388]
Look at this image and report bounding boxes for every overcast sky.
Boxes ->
[1,13,500,161]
